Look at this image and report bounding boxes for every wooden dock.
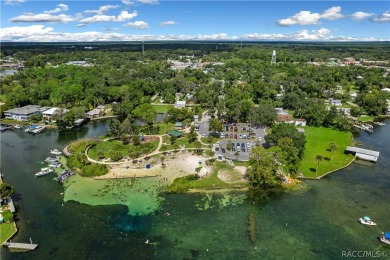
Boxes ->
[2,242,38,251]
[345,146,380,162]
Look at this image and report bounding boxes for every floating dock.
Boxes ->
[2,242,38,251]
[345,146,380,162]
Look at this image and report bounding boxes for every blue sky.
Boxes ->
[1,0,389,41]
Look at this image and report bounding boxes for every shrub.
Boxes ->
[2,210,14,223]
[80,164,109,177]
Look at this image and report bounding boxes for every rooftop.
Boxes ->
[167,130,183,138]
[5,105,49,115]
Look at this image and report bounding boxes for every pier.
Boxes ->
[2,241,38,251]
[354,122,373,133]
[345,146,380,162]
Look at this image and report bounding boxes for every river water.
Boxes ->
[1,121,389,259]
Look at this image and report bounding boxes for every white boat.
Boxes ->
[13,125,22,129]
[50,149,62,155]
[35,167,54,177]
[45,156,59,162]
[359,216,377,226]
[48,161,62,168]
[379,232,390,245]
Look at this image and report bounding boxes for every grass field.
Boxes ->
[0,223,16,244]
[299,126,354,178]
[88,139,159,160]
[357,115,374,122]
[152,104,173,113]
[161,134,206,150]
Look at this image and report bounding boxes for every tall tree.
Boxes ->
[328,142,337,162]
[246,146,282,189]
[315,154,323,176]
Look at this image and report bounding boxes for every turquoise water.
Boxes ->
[1,121,389,259]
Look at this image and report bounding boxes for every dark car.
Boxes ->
[234,134,237,139]
[242,147,246,152]
[215,147,219,152]
[241,143,245,148]
[237,143,240,147]
[221,148,226,153]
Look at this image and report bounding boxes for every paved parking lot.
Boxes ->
[214,139,262,161]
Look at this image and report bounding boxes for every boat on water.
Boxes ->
[13,125,22,129]
[50,149,62,155]
[45,156,59,162]
[359,216,377,226]
[379,232,390,245]
[48,161,62,168]
[35,167,54,177]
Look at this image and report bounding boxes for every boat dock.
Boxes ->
[354,122,373,133]
[345,146,380,162]
[2,242,38,251]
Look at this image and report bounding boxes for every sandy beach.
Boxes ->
[95,152,211,182]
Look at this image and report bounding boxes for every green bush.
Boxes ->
[80,164,109,177]
[2,210,14,223]
[164,174,200,193]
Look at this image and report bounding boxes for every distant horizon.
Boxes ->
[1,1,389,42]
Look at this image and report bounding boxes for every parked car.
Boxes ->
[238,134,242,139]
[243,134,247,139]
[236,143,240,147]
[202,134,205,137]
[221,148,226,153]
[234,134,237,139]
[215,147,219,152]
[258,136,262,141]
[241,143,245,148]
[232,146,235,152]
[242,147,246,152]
[230,134,233,139]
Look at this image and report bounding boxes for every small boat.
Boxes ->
[13,125,22,129]
[48,161,62,168]
[379,232,390,245]
[45,156,59,162]
[50,149,62,155]
[359,216,377,226]
[35,167,54,177]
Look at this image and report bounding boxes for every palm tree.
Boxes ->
[329,141,337,162]
[315,154,323,177]
[234,151,240,161]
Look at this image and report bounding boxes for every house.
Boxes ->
[294,119,307,126]
[42,107,69,120]
[175,100,186,109]
[167,130,183,138]
[329,99,342,106]
[86,108,104,119]
[4,105,49,121]
[174,122,184,130]
[277,114,294,124]
[343,57,355,65]
[350,93,358,99]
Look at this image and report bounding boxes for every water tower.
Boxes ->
[271,50,276,65]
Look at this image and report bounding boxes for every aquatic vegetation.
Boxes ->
[248,212,256,242]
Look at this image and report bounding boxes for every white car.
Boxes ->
[202,134,205,137]
[258,137,262,141]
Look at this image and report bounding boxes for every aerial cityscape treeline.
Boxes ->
[1,42,389,186]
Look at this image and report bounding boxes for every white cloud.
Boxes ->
[123,21,149,29]
[84,5,120,15]
[351,11,374,21]
[160,21,178,27]
[121,0,134,5]
[117,11,138,22]
[77,24,87,27]
[79,10,138,24]
[320,6,343,20]
[137,0,159,5]
[10,13,74,23]
[44,4,69,14]
[278,6,344,26]
[0,25,386,42]
[4,0,25,5]
[278,11,321,26]
[373,11,390,22]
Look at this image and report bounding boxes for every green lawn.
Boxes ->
[357,115,374,122]
[162,134,206,150]
[88,139,159,160]
[155,123,175,134]
[0,223,16,244]
[299,126,354,178]
[152,104,173,113]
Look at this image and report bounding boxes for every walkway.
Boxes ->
[85,135,211,166]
